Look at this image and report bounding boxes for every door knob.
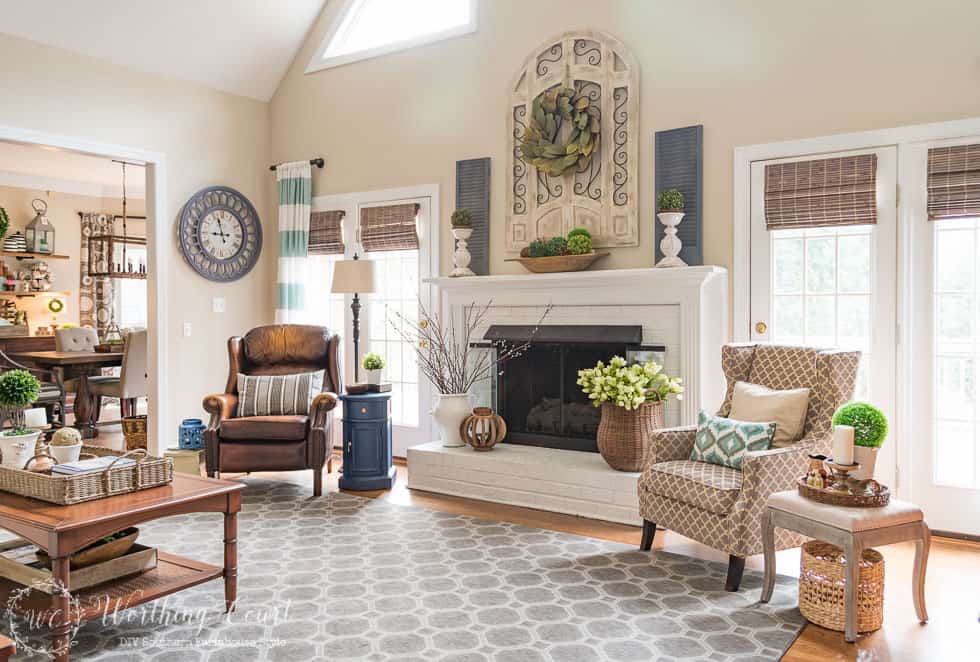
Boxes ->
[755,321,768,334]
[347,440,352,452]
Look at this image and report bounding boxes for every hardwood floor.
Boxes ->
[95,431,978,661]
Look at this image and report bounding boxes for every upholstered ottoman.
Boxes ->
[760,490,929,642]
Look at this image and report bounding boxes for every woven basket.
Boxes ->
[596,400,665,471]
[799,541,884,633]
[122,415,148,451]
[0,446,173,505]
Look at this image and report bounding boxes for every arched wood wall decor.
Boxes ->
[507,31,639,252]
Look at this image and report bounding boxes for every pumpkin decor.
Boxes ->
[460,407,507,452]
[519,86,600,177]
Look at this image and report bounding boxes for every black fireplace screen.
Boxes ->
[473,325,664,453]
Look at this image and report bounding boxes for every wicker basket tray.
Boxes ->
[0,446,173,505]
[797,477,891,507]
[122,415,148,451]
[800,541,884,633]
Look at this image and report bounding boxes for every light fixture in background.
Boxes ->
[331,254,376,383]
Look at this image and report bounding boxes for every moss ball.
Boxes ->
[832,402,888,448]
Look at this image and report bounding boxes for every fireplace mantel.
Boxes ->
[426,265,726,294]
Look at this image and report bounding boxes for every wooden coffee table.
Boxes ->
[0,473,243,661]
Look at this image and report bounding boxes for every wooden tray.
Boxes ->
[506,251,609,273]
[0,539,157,594]
[797,477,891,507]
[0,446,174,505]
[94,342,124,353]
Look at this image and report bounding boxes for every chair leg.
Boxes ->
[313,467,323,497]
[725,555,746,592]
[640,520,656,551]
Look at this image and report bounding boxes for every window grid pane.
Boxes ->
[933,217,980,488]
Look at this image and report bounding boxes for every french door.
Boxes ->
[904,138,980,536]
[749,147,898,486]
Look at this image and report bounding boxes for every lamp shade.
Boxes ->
[331,258,376,294]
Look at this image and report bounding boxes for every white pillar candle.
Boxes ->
[832,424,855,465]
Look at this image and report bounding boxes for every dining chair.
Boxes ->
[89,329,147,417]
[54,327,120,422]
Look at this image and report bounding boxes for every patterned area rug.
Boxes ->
[11,478,805,661]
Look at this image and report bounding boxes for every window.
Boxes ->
[113,245,147,329]
[307,0,477,73]
[295,253,347,340]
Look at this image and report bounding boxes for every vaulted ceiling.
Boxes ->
[0,0,328,101]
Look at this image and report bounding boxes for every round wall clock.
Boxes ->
[178,186,262,282]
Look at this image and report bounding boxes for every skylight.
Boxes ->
[307,0,477,72]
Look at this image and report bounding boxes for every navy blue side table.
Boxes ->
[339,392,396,490]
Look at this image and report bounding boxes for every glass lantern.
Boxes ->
[25,198,55,254]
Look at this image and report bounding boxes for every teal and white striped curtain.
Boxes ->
[275,161,312,323]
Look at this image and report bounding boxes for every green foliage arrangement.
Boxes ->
[577,356,684,411]
[545,236,568,256]
[527,239,551,258]
[568,234,593,255]
[567,227,592,240]
[832,402,888,448]
[362,352,385,371]
[656,188,685,211]
[3,426,33,437]
[0,207,9,241]
[450,209,472,228]
[0,370,41,410]
[519,86,600,177]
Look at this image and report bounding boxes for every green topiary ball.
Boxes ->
[0,369,41,409]
[545,236,568,256]
[567,227,592,241]
[567,234,592,255]
[832,402,888,448]
[527,239,551,258]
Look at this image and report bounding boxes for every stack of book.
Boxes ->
[50,456,136,476]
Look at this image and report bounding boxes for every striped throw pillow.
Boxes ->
[237,371,324,417]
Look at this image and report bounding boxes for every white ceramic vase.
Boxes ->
[0,430,41,469]
[852,445,879,481]
[655,212,687,268]
[450,227,476,277]
[364,368,382,385]
[432,393,471,447]
[49,442,83,465]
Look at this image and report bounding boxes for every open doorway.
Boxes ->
[0,128,168,453]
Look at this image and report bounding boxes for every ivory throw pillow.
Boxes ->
[237,371,324,417]
[690,410,775,470]
[729,381,810,448]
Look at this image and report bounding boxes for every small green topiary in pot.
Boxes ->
[832,402,888,447]
[656,188,685,212]
[567,234,592,255]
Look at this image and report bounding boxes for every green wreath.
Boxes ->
[47,298,64,314]
[519,86,600,177]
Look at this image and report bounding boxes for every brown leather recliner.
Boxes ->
[203,324,342,496]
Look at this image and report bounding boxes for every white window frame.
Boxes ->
[733,116,980,502]
[306,0,478,74]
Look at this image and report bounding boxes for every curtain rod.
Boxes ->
[269,158,324,171]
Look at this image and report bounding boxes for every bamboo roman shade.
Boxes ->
[927,144,980,221]
[360,203,420,252]
[308,210,345,255]
[764,154,878,230]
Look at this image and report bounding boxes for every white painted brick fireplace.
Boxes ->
[407,266,728,525]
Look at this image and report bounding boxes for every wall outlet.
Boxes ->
[183,321,192,337]
[212,297,226,313]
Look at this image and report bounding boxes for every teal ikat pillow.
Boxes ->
[690,410,776,470]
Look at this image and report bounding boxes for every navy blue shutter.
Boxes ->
[455,158,491,276]
[655,126,703,265]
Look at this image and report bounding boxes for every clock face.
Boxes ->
[178,187,262,282]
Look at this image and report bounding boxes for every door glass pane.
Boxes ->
[770,226,874,398]
[933,217,980,488]
[367,249,420,427]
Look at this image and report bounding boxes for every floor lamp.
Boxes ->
[331,254,376,383]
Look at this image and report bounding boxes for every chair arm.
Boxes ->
[740,445,810,500]
[202,393,238,430]
[643,425,697,468]
[310,391,339,429]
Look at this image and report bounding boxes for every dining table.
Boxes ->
[10,350,124,438]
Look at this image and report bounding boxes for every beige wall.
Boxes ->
[271,0,980,275]
[0,185,146,330]
[0,34,273,440]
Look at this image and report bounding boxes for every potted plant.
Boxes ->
[0,369,42,468]
[578,356,684,471]
[390,300,550,447]
[48,426,84,464]
[655,188,686,268]
[450,209,475,277]
[832,402,888,480]
[362,352,385,385]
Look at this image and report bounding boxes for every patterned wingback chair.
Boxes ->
[637,344,860,590]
